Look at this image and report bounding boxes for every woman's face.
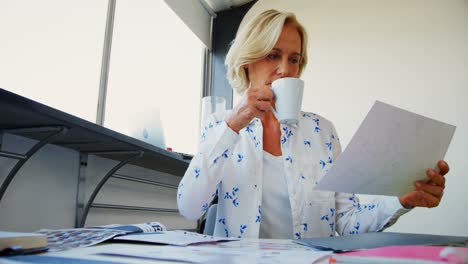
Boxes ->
[246,23,302,88]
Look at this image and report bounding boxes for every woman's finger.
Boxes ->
[414,181,444,198]
[437,160,450,176]
[426,169,445,187]
[256,100,272,112]
[419,191,441,208]
[255,89,274,102]
[412,191,441,208]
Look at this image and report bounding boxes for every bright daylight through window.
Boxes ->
[104,0,204,155]
[0,0,204,155]
[0,0,107,122]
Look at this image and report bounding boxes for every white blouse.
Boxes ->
[177,110,410,239]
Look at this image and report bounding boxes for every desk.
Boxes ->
[0,88,191,229]
[5,239,332,264]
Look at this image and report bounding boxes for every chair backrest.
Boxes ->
[202,204,217,236]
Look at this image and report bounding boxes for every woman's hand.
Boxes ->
[225,85,274,133]
[399,160,449,209]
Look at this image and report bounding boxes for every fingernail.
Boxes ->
[415,182,422,187]
[427,169,435,176]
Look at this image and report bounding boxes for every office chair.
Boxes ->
[202,204,217,236]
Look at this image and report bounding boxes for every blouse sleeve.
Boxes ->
[335,193,412,235]
[177,113,240,220]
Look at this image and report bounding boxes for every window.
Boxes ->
[0,0,205,155]
[0,0,107,122]
[104,0,204,155]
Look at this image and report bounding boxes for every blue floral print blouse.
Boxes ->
[177,111,410,239]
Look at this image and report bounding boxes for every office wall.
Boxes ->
[83,154,193,230]
[244,0,468,236]
[0,134,79,231]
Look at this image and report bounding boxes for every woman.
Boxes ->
[177,9,449,239]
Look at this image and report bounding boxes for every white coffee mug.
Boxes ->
[271,77,304,125]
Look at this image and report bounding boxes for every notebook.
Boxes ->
[0,231,48,255]
[330,245,468,263]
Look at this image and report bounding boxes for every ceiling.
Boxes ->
[203,0,255,13]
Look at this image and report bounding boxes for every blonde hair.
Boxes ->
[225,9,308,95]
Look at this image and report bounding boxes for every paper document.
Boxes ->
[37,228,127,252]
[112,230,238,246]
[97,239,332,264]
[315,101,456,196]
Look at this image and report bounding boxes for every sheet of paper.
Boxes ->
[112,230,238,246]
[315,101,456,196]
[97,239,332,264]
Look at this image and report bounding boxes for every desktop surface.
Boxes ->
[8,239,331,264]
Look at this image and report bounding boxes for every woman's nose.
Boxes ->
[276,58,291,77]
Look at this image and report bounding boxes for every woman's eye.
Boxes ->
[290,57,300,64]
[267,53,280,60]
